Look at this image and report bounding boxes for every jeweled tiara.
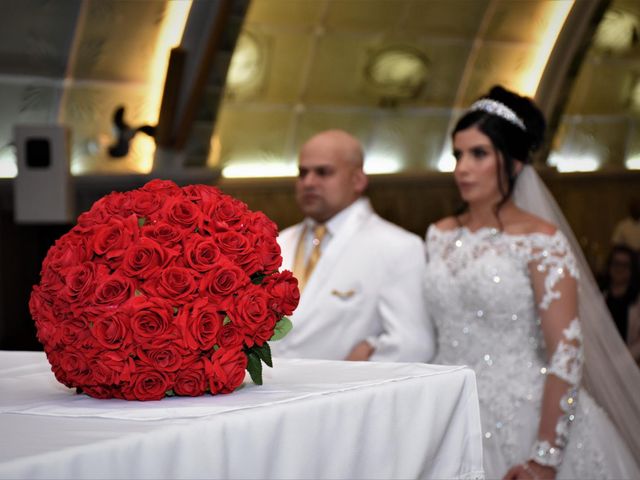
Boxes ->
[468,98,526,131]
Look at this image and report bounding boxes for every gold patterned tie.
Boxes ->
[292,224,327,292]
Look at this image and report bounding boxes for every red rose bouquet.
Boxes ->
[29,179,299,400]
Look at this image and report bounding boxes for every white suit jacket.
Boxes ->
[272,198,435,362]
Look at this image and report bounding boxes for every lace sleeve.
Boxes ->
[527,232,583,470]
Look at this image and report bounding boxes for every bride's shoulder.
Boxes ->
[425,217,460,244]
[432,216,460,232]
[507,211,557,236]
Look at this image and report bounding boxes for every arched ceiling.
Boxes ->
[1,0,639,179]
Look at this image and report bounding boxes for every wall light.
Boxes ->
[222,159,297,178]
[548,151,600,172]
[625,154,640,170]
[0,146,17,178]
[363,151,402,175]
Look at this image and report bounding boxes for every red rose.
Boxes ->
[254,235,282,273]
[44,240,79,273]
[161,197,203,232]
[121,237,177,280]
[61,261,101,305]
[141,179,182,196]
[246,211,278,237]
[55,318,89,346]
[216,231,262,275]
[57,347,91,385]
[173,360,208,396]
[39,267,65,298]
[91,215,139,266]
[208,198,247,230]
[264,270,300,316]
[137,341,185,372]
[141,221,185,247]
[176,298,223,350]
[77,204,111,228]
[228,284,277,346]
[218,324,244,348]
[91,311,132,351]
[128,297,176,346]
[94,273,135,307]
[207,347,247,394]
[199,260,249,309]
[102,191,133,217]
[182,184,222,210]
[183,235,221,272]
[130,191,162,217]
[154,266,198,305]
[123,364,173,401]
[216,231,252,259]
[89,351,131,385]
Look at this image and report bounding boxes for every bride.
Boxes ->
[424,86,640,479]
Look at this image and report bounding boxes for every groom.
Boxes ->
[271,130,434,362]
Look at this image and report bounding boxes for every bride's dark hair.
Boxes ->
[452,85,546,219]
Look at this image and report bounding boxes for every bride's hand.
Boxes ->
[503,461,556,480]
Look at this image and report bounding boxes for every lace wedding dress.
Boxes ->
[424,225,640,479]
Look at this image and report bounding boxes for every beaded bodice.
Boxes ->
[425,225,576,366]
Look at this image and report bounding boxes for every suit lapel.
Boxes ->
[301,199,372,301]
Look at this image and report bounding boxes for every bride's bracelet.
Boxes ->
[529,440,563,468]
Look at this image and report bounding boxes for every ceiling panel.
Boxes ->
[463,43,534,104]
[215,107,295,165]
[303,33,378,106]
[226,30,314,105]
[403,0,489,39]
[325,0,412,32]
[0,0,80,77]
[565,58,636,115]
[411,40,472,107]
[245,0,325,29]
[72,0,166,82]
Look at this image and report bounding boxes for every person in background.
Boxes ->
[600,245,640,366]
[272,129,434,362]
[611,197,640,252]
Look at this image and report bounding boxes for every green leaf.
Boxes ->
[252,342,273,368]
[134,289,142,297]
[251,274,265,285]
[223,316,231,326]
[165,389,175,397]
[213,344,220,351]
[138,217,146,227]
[270,317,293,341]
[246,351,263,385]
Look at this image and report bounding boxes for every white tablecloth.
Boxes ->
[0,351,483,479]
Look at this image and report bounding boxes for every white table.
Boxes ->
[0,351,483,479]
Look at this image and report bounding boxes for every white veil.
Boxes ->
[514,165,640,459]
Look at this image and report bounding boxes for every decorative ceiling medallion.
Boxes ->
[593,9,640,53]
[363,46,429,104]
[226,31,267,99]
